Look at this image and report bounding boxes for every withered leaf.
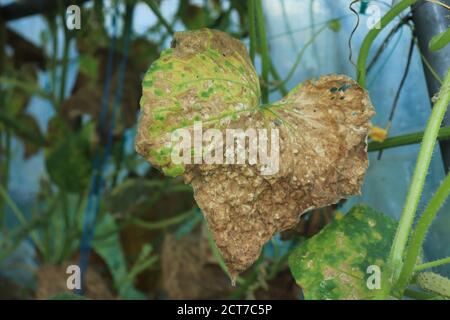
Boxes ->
[135,28,375,279]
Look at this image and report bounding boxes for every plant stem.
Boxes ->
[0,183,44,252]
[416,40,443,85]
[272,24,326,92]
[357,0,419,88]
[309,0,320,70]
[0,21,5,224]
[0,131,10,226]
[254,0,269,104]
[0,184,27,225]
[366,16,411,74]
[145,0,174,35]
[0,76,57,106]
[59,190,71,263]
[281,0,297,52]
[395,172,450,293]
[132,208,195,230]
[269,59,288,96]
[57,2,70,106]
[48,15,58,104]
[404,288,438,300]
[59,30,70,105]
[416,272,450,298]
[385,69,450,297]
[368,126,450,151]
[415,256,450,272]
[206,227,231,279]
[248,0,257,64]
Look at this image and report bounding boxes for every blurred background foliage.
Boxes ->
[0,0,448,299]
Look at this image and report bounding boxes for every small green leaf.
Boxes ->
[288,205,397,300]
[429,29,450,52]
[327,19,341,33]
[45,122,94,192]
[0,113,45,158]
[78,54,99,82]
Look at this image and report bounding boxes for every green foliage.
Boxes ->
[45,122,94,193]
[0,112,45,158]
[429,28,450,52]
[289,205,397,300]
[78,54,99,83]
[47,292,89,300]
[327,19,341,33]
[92,213,150,299]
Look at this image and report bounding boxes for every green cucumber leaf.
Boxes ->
[288,204,397,300]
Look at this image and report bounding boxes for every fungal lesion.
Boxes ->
[136,29,375,277]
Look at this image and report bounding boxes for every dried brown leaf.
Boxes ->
[136,29,375,279]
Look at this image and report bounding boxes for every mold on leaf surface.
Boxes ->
[136,28,375,280]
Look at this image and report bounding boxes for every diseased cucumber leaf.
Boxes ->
[288,205,397,300]
[136,29,375,278]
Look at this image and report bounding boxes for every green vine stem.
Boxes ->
[132,208,195,230]
[0,184,44,252]
[357,0,418,88]
[272,24,326,92]
[47,14,58,104]
[415,256,450,272]
[59,29,70,105]
[206,227,245,286]
[385,69,450,297]
[145,0,174,35]
[0,20,5,224]
[416,272,450,298]
[404,288,438,300]
[254,0,269,104]
[248,0,257,64]
[0,132,10,225]
[368,126,450,151]
[395,172,450,292]
[269,59,288,96]
[57,2,70,106]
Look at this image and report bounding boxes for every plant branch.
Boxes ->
[415,256,450,272]
[357,0,419,88]
[269,59,288,96]
[254,0,269,104]
[416,272,450,298]
[248,0,257,64]
[377,35,415,160]
[395,172,450,292]
[366,15,411,74]
[144,0,174,35]
[0,184,44,252]
[368,126,450,151]
[384,68,450,297]
[271,24,326,92]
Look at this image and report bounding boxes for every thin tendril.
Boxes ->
[348,0,361,70]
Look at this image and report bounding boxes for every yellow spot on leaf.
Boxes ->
[335,211,344,220]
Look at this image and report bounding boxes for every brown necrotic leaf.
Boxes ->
[135,28,375,280]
